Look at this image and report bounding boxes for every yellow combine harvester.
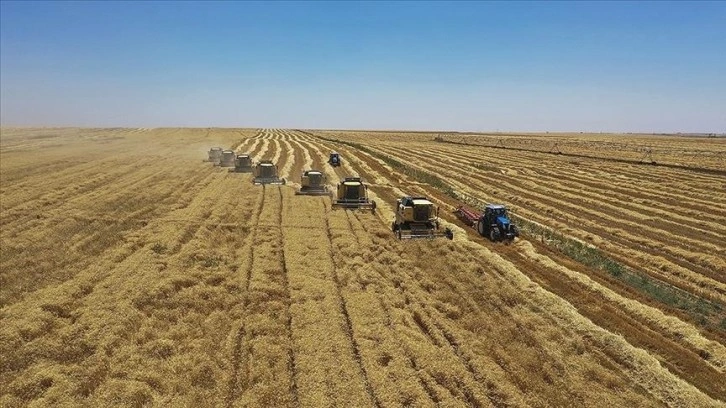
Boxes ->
[231,154,253,173]
[332,177,376,212]
[295,170,330,196]
[219,150,236,167]
[392,196,453,240]
[206,147,223,164]
[252,160,286,185]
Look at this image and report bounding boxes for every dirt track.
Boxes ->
[0,128,723,407]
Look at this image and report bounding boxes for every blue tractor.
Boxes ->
[329,152,341,167]
[477,204,519,242]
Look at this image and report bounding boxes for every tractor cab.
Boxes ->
[329,152,341,167]
[478,204,519,241]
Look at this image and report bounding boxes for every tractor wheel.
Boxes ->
[396,228,402,240]
[371,200,377,213]
[491,227,501,242]
[511,224,519,237]
[391,222,398,232]
[477,220,485,237]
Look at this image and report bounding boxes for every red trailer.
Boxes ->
[454,205,481,227]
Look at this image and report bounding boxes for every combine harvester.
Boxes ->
[392,196,453,240]
[252,160,286,185]
[295,170,330,196]
[332,177,376,212]
[231,154,253,173]
[219,150,236,167]
[206,147,223,164]
[455,204,519,242]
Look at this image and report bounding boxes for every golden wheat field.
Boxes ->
[0,127,724,407]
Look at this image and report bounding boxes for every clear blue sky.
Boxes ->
[1,1,724,132]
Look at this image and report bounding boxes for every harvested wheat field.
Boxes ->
[0,127,724,407]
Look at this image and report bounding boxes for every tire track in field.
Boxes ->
[322,182,492,405]
[347,211,501,406]
[280,192,375,406]
[277,186,300,406]
[346,208,516,406]
[321,200,381,408]
[225,185,266,408]
[226,185,298,406]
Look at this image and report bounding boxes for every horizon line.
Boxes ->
[1,125,724,137]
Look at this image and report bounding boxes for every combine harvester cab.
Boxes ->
[455,204,519,242]
[219,150,236,167]
[231,154,253,173]
[206,147,223,164]
[332,177,376,212]
[392,196,453,240]
[252,160,286,185]
[329,152,341,167]
[295,170,330,196]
